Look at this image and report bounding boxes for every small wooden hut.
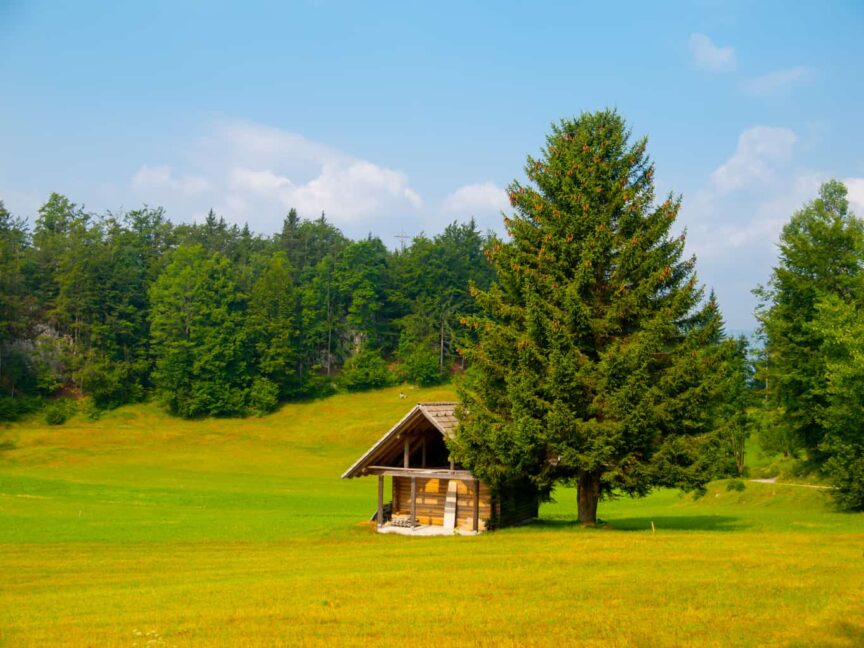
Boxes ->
[342,402,538,534]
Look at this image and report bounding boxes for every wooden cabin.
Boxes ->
[342,402,538,534]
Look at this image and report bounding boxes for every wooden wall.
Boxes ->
[392,476,492,531]
[494,484,540,528]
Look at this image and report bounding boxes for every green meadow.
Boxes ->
[1,386,862,647]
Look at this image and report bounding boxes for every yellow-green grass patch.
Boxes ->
[1,385,862,646]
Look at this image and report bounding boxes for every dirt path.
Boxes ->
[750,477,833,490]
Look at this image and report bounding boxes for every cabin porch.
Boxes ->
[370,468,492,533]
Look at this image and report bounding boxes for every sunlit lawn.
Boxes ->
[2,386,862,646]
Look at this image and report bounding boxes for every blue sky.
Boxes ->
[1,0,862,331]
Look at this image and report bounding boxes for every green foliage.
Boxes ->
[453,111,727,523]
[43,399,75,425]
[756,181,864,509]
[0,190,494,418]
[0,395,41,421]
[812,292,864,509]
[247,253,300,398]
[248,377,279,416]
[149,245,250,417]
[726,479,746,492]
[398,343,444,387]
[713,336,754,476]
[338,346,391,392]
[755,181,864,456]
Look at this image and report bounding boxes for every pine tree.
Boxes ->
[452,111,725,525]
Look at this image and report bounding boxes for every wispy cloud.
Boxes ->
[127,120,423,233]
[742,66,813,96]
[689,33,736,72]
[132,165,212,195]
[710,126,797,194]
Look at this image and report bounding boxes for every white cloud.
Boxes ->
[742,66,813,96]
[710,126,797,193]
[677,126,825,330]
[127,120,423,233]
[442,181,509,215]
[843,177,864,214]
[689,33,736,72]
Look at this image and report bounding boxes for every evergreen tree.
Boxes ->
[714,336,754,476]
[247,253,300,403]
[149,244,250,417]
[452,111,725,524]
[0,202,38,411]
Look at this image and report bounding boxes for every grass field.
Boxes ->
[1,386,862,646]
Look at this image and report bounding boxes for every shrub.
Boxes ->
[823,439,864,511]
[0,395,41,422]
[399,346,444,387]
[248,377,279,416]
[44,400,75,425]
[726,479,746,492]
[339,347,391,392]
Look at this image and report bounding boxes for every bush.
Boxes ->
[248,377,279,416]
[43,400,75,425]
[824,439,864,511]
[0,395,41,422]
[339,347,391,392]
[726,479,746,492]
[399,346,444,387]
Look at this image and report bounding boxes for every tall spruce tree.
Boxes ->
[452,111,725,525]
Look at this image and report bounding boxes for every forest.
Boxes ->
[0,196,493,419]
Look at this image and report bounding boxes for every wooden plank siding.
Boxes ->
[494,486,539,528]
[392,476,492,531]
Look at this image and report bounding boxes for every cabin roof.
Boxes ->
[341,402,459,479]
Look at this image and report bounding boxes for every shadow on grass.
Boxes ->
[824,621,864,646]
[532,515,748,532]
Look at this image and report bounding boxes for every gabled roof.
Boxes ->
[341,402,459,479]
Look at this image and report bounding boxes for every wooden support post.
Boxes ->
[404,437,410,469]
[449,457,455,471]
[421,438,427,468]
[473,479,480,532]
[410,476,417,527]
[377,475,384,527]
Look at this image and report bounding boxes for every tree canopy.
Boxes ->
[0,198,495,419]
[756,180,864,508]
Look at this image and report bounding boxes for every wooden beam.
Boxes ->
[473,479,480,532]
[403,437,410,469]
[421,437,427,468]
[410,477,417,527]
[365,466,476,480]
[377,475,384,527]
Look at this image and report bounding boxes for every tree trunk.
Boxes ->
[577,470,601,526]
[439,316,445,369]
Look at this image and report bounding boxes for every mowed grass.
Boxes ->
[1,387,862,647]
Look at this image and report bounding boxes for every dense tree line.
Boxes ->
[0,198,493,420]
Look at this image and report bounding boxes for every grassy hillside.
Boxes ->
[1,386,862,646]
